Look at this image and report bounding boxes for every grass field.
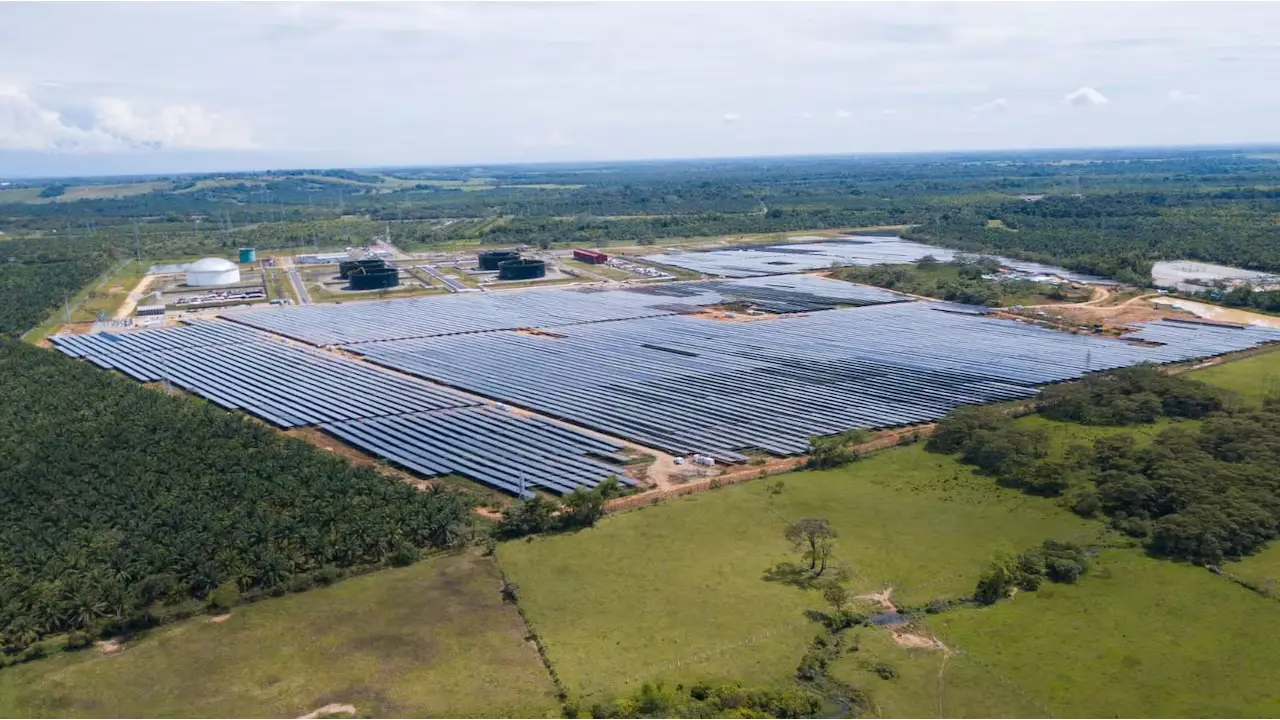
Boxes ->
[1191,349,1280,404]
[1230,543,1280,599]
[68,261,147,323]
[0,552,560,719]
[828,629,1046,718]
[498,444,1097,700]
[931,549,1280,718]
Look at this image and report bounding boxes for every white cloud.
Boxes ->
[972,97,1009,114]
[722,112,740,124]
[3,2,1280,168]
[92,97,253,150]
[1062,86,1110,106]
[0,85,252,152]
[799,110,814,120]
[1166,89,1199,103]
[882,108,899,116]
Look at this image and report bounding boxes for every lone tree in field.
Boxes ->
[785,518,838,575]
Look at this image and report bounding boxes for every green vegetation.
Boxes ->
[492,478,623,539]
[836,257,1085,307]
[1193,350,1280,404]
[929,367,1280,565]
[0,552,561,718]
[0,340,475,651]
[1230,543,1280,598]
[498,443,1094,699]
[934,549,1280,718]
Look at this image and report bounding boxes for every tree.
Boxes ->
[563,486,606,528]
[822,581,850,615]
[785,518,837,573]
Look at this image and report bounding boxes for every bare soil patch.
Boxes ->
[297,703,357,719]
[210,614,231,624]
[95,639,124,655]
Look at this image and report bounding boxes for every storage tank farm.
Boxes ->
[339,258,388,279]
[239,247,256,263]
[348,264,400,290]
[478,250,521,271]
[497,258,547,280]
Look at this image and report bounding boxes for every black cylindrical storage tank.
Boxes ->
[339,258,386,279]
[348,266,400,290]
[479,250,520,271]
[498,258,546,280]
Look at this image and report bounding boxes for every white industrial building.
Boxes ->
[185,258,240,287]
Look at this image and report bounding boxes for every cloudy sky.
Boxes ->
[2,1,1278,174]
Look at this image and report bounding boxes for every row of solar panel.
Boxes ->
[323,407,629,498]
[220,275,904,346]
[351,305,1280,459]
[51,320,266,357]
[79,340,477,427]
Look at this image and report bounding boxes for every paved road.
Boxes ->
[279,256,313,304]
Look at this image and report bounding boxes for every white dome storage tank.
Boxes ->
[185,258,240,287]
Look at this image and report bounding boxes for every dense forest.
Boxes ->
[0,340,475,652]
[6,148,1280,336]
[927,367,1279,565]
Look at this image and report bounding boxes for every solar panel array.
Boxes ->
[64,339,478,427]
[51,320,267,357]
[351,305,1280,460]
[644,235,1118,284]
[220,275,904,345]
[49,275,1280,494]
[323,407,630,498]
[49,324,630,495]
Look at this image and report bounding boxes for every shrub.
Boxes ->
[207,581,240,611]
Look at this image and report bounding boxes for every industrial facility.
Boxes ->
[185,257,241,287]
[574,249,609,264]
[479,250,521,271]
[498,258,547,280]
[347,262,400,290]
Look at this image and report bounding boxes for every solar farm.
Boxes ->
[50,273,1280,496]
[643,234,1118,283]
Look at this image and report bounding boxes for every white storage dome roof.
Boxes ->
[188,257,238,272]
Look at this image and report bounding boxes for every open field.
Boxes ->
[931,549,1280,718]
[0,552,560,719]
[498,443,1098,700]
[1190,348,1280,403]
[67,261,148,323]
[828,628,1046,718]
[1230,543,1280,599]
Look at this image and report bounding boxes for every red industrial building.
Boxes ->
[573,248,609,265]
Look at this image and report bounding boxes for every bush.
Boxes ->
[874,662,898,680]
[63,631,93,651]
[389,541,420,567]
[207,581,240,611]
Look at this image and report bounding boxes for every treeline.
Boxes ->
[928,366,1279,564]
[0,341,475,652]
[835,256,1078,307]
